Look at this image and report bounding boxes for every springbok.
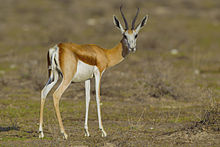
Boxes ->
[39,6,148,139]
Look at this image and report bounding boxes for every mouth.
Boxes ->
[130,48,136,53]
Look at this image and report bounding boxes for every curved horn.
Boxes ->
[131,8,140,30]
[120,5,128,30]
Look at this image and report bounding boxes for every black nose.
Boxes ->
[130,48,135,51]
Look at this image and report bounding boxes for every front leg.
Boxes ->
[94,68,107,137]
[84,80,91,137]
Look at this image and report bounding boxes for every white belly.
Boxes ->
[72,60,95,82]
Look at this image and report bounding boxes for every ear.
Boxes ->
[135,15,148,33]
[113,15,125,33]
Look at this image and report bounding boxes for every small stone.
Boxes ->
[10,64,16,69]
[170,49,179,55]
[87,18,96,26]
[194,69,200,75]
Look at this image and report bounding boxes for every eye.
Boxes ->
[123,35,127,39]
[135,34,138,39]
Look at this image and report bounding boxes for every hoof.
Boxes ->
[101,129,107,137]
[62,132,68,140]
[84,132,90,137]
[39,132,44,138]
[84,129,90,137]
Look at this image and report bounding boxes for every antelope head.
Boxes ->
[113,6,148,54]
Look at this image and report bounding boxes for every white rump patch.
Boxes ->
[48,45,60,71]
[72,60,95,82]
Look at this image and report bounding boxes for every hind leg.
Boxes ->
[39,71,59,138]
[53,48,76,139]
[53,76,72,139]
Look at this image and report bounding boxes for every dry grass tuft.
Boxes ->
[143,59,196,101]
[194,103,220,132]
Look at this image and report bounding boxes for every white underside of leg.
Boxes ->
[41,71,58,99]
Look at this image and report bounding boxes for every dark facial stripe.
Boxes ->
[121,37,130,58]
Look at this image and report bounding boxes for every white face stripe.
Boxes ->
[124,30,137,52]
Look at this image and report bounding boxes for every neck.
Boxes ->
[105,38,129,67]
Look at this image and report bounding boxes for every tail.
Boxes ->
[47,51,52,78]
[41,46,60,99]
[47,46,61,85]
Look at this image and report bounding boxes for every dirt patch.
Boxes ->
[155,103,220,146]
